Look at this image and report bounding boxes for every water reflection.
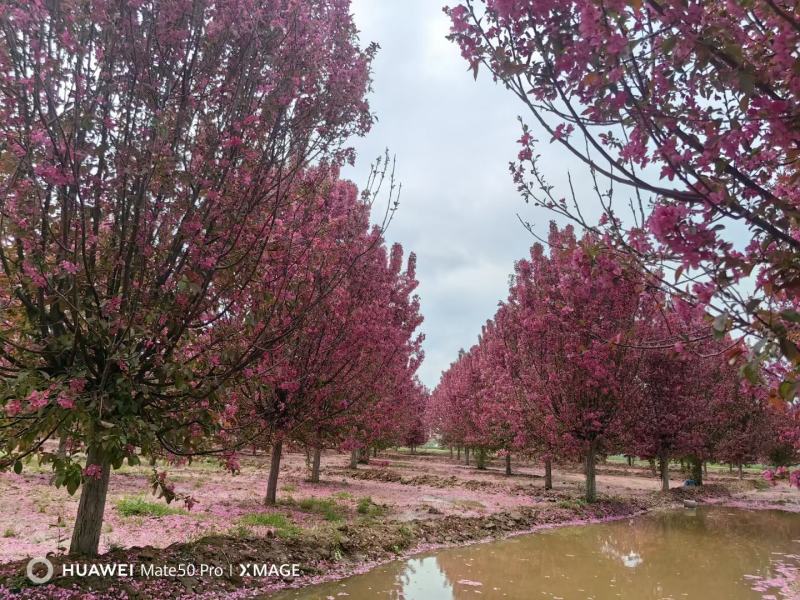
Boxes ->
[270,508,800,600]
[397,556,454,600]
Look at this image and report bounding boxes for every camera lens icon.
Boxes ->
[26,557,54,584]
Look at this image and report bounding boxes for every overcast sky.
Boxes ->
[344,1,590,390]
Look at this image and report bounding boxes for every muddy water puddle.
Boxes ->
[270,507,800,599]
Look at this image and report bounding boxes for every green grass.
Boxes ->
[605,455,771,474]
[227,524,253,539]
[396,446,451,455]
[116,496,186,518]
[356,496,385,517]
[238,512,301,537]
[239,512,291,527]
[297,497,345,521]
[557,498,588,511]
[3,528,16,538]
[752,479,771,491]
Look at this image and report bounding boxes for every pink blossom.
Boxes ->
[69,378,87,394]
[59,260,79,274]
[56,393,75,409]
[83,464,103,480]
[26,389,49,410]
[5,399,21,416]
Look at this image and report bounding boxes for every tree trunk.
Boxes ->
[585,441,597,503]
[476,448,487,470]
[309,447,322,483]
[738,463,743,480]
[648,458,657,477]
[264,440,283,505]
[57,436,68,460]
[350,448,359,469]
[729,463,733,473]
[703,461,708,477]
[69,445,111,556]
[505,453,512,476]
[457,446,461,460]
[690,457,703,485]
[658,450,670,492]
[358,448,370,464]
[373,447,377,458]
[544,457,553,490]
[464,447,470,465]
[449,446,454,459]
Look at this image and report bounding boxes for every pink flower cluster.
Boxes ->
[762,467,800,489]
[83,465,104,480]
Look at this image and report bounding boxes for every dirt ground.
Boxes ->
[0,449,797,598]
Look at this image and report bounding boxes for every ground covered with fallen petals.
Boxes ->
[0,450,797,599]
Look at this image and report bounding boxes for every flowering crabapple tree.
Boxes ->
[0,0,374,555]
[493,303,562,487]
[504,224,655,501]
[336,247,425,467]
[446,0,800,397]
[470,317,527,473]
[234,227,424,503]
[429,346,490,466]
[622,298,766,489]
[431,224,657,501]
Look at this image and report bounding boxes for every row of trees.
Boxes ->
[429,224,799,502]
[0,0,426,556]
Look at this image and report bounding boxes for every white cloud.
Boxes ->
[344,0,583,389]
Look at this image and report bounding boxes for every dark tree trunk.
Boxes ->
[373,447,377,458]
[465,447,470,465]
[310,447,322,483]
[738,463,744,480]
[457,446,461,460]
[69,446,111,556]
[544,457,553,490]
[505,453,512,476]
[690,457,703,485]
[350,448,359,469]
[703,461,708,477]
[658,450,670,492]
[449,446,454,459]
[585,441,597,503]
[264,440,283,505]
[626,455,633,467]
[476,448,487,470]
